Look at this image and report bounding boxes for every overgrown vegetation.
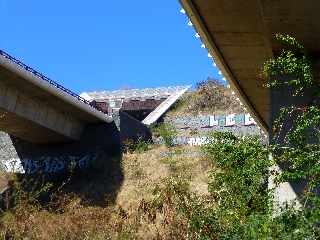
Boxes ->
[152,123,177,147]
[122,138,151,154]
[174,132,318,239]
[263,34,314,95]
[0,145,210,239]
[172,34,320,239]
[1,34,320,239]
[168,78,244,116]
[264,35,320,237]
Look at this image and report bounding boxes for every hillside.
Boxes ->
[0,145,211,239]
[0,79,259,240]
[167,79,244,117]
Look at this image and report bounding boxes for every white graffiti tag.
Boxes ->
[20,153,98,174]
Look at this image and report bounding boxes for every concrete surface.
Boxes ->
[0,121,121,175]
[0,52,112,143]
[164,114,258,128]
[142,86,191,125]
[113,111,152,143]
[180,0,320,134]
[0,110,151,175]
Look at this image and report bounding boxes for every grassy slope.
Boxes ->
[167,80,244,117]
[0,145,211,240]
[0,80,237,239]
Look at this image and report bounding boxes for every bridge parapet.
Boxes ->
[0,50,112,143]
[0,50,97,111]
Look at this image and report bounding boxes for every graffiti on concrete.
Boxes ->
[154,136,209,146]
[20,153,99,174]
[244,114,256,126]
[0,153,101,174]
[0,158,24,173]
[187,137,209,146]
[154,133,267,146]
[165,113,256,128]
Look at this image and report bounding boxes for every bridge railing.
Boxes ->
[0,49,100,111]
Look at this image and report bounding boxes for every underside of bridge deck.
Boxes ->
[180,0,320,133]
[0,51,112,143]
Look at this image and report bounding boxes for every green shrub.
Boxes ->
[153,123,177,147]
[122,138,150,154]
[171,34,320,239]
[204,132,270,216]
[197,132,272,239]
[133,138,150,154]
[165,131,318,239]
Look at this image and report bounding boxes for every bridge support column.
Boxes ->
[269,76,319,210]
[0,122,121,176]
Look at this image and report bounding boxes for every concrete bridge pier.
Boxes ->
[0,121,122,176]
[268,79,320,210]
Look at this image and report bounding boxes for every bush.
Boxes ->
[174,34,320,239]
[122,138,150,154]
[153,123,177,147]
[196,132,272,238]
[167,131,318,239]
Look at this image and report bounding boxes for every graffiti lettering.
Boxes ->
[18,153,99,174]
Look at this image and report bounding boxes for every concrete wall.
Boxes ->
[113,111,152,143]
[164,113,258,128]
[270,84,317,144]
[0,79,84,143]
[0,110,153,175]
[163,114,264,137]
[269,82,319,209]
[0,122,121,176]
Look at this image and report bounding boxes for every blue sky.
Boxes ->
[1,1,222,93]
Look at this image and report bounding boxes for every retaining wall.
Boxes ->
[155,113,266,146]
[164,113,257,128]
[0,111,152,174]
[0,122,121,175]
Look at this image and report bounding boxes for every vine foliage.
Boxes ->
[263,34,314,95]
[264,34,320,237]
[176,34,320,239]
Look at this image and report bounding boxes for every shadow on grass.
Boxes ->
[5,122,124,209]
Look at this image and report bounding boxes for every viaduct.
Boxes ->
[0,50,152,176]
[0,50,112,143]
[0,0,318,205]
[180,0,320,135]
[0,49,186,176]
[180,0,320,208]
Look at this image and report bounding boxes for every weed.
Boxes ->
[189,128,198,136]
[122,138,150,154]
[152,123,177,148]
[167,78,244,116]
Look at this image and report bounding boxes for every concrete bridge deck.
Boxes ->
[179,0,320,208]
[180,0,320,133]
[0,50,112,143]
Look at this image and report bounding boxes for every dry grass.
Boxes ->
[0,173,9,191]
[0,145,211,240]
[167,79,244,117]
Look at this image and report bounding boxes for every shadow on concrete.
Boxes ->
[4,113,153,208]
[118,111,152,143]
[9,121,124,207]
[270,85,320,201]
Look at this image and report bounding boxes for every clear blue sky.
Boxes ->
[1,1,222,93]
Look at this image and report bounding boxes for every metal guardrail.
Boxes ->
[0,49,99,111]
